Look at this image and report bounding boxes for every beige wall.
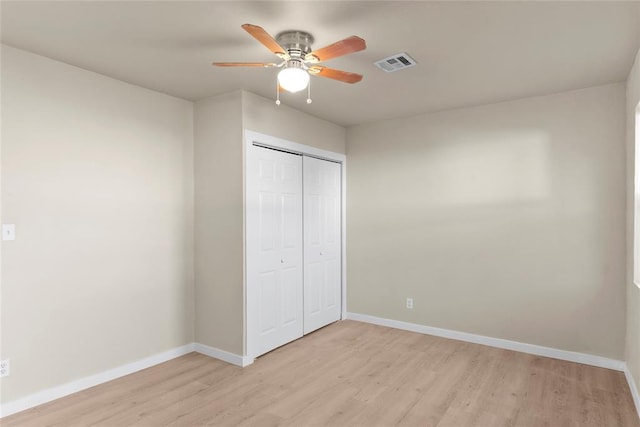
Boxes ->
[347,84,627,359]
[194,91,346,355]
[1,38,632,410]
[194,91,244,354]
[626,47,640,394]
[242,91,346,154]
[0,45,195,403]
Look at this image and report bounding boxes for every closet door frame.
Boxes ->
[243,130,347,359]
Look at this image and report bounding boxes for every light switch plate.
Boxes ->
[2,224,16,241]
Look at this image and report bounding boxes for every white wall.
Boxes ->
[626,47,640,395]
[347,83,627,359]
[0,45,195,403]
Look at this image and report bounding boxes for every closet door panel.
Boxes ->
[304,156,342,334]
[247,146,303,358]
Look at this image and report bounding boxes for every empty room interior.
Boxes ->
[1,1,640,425]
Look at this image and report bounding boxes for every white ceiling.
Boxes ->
[1,1,639,127]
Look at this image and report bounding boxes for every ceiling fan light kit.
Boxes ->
[277,60,309,93]
[213,24,366,106]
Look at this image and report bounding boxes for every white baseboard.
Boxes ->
[3,327,635,420]
[0,341,254,419]
[350,310,639,420]
[624,366,640,419]
[0,343,195,419]
[193,343,253,367]
[346,312,626,371]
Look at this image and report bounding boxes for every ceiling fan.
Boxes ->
[213,24,366,104]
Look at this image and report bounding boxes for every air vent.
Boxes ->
[374,52,417,73]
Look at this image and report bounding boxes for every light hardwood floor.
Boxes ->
[3,320,639,426]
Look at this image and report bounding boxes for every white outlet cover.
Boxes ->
[2,224,16,241]
[0,359,9,377]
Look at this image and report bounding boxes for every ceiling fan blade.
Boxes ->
[241,24,288,58]
[213,62,278,67]
[308,66,363,84]
[306,36,366,63]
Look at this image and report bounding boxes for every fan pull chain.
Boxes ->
[306,78,312,104]
[275,79,281,106]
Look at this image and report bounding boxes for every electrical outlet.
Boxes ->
[0,360,9,378]
[2,224,15,241]
[406,298,413,309]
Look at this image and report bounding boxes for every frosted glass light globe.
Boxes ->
[278,67,310,93]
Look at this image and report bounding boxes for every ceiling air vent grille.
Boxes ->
[374,52,417,73]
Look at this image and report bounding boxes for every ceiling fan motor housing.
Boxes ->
[276,31,314,59]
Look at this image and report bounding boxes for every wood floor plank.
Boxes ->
[2,320,638,426]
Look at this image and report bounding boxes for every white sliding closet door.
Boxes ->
[303,156,342,334]
[246,145,303,358]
